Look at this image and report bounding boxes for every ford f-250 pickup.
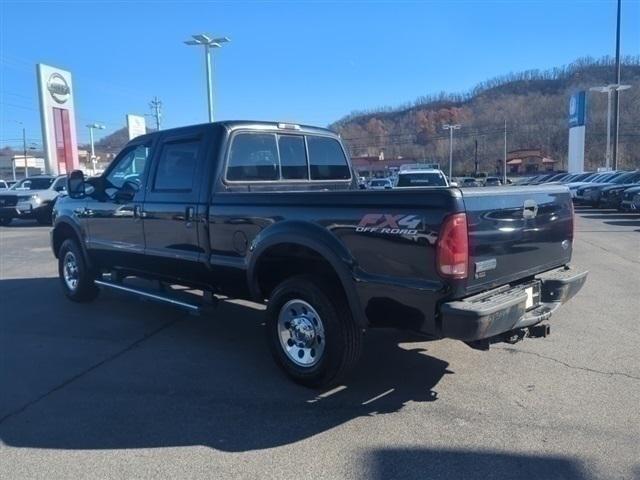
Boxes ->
[51,121,587,387]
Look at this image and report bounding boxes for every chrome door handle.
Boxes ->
[185,206,195,222]
[134,205,147,219]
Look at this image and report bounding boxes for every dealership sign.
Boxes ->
[568,91,586,128]
[37,64,79,175]
[126,114,146,140]
[567,91,586,173]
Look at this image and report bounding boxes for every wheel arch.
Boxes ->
[51,218,92,269]
[247,222,366,328]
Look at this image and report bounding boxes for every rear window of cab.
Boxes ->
[226,132,351,182]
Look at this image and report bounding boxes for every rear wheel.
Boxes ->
[58,239,99,302]
[266,275,363,388]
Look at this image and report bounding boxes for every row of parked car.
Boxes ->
[514,170,640,211]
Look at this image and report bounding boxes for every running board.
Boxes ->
[94,279,201,313]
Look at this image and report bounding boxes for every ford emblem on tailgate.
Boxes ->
[523,199,538,219]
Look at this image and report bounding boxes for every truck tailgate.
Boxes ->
[461,186,573,295]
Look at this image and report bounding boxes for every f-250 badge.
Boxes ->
[356,214,422,235]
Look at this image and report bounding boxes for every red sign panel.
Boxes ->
[53,107,73,174]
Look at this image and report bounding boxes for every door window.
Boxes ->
[153,140,201,191]
[106,145,150,189]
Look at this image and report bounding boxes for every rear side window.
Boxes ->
[307,136,350,180]
[154,140,200,191]
[227,133,278,181]
[279,135,307,180]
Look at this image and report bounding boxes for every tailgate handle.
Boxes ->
[523,200,538,219]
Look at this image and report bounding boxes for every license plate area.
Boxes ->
[523,280,541,310]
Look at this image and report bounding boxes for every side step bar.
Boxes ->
[95,279,201,313]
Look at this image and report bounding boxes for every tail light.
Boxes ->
[436,213,469,280]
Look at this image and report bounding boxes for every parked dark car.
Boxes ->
[51,121,587,387]
[600,180,640,209]
[620,185,640,211]
[576,171,640,207]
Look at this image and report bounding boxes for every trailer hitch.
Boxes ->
[465,324,551,351]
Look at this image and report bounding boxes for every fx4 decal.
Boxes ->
[356,214,422,235]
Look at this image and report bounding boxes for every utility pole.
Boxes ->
[503,120,507,184]
[184,34,230,122]
[612,0,622,169]
[443,124,461,180]
[22,125,28,178]
[149,96,162,130]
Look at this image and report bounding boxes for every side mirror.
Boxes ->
[450,181,458,187]
[67,170,85,199]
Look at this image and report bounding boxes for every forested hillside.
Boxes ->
[330,57,640,174]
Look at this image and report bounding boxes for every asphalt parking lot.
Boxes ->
[1,208,639,480]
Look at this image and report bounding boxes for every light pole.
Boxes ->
[86,123,105,175]
[184,34,230,123]
[443,124,461,180]
[590,84,631,170]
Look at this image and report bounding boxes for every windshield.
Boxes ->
[13,178,54,190]
[396,172,447,187]
[612,172,640,184]
[570,173,593,182]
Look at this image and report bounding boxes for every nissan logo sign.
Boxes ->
[47,73,70,104]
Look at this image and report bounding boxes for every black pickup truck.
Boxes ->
[52,121,587,387]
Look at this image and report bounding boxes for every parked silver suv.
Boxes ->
[0,175,67,226]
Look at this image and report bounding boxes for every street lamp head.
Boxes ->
[192,33,212,44]
[185,34,230,47]
[86,123,105,130]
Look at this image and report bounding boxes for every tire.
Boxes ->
[266,274,363,388]
[0,217,12,226]
[58,239,99,302]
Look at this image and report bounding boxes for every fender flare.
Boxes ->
[51,216,93,270]
[247,221,367,328]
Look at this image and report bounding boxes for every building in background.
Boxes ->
[0,155,46,179]
[504,149,557,175]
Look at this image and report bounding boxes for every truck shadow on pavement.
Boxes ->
[367,448,591,480]
[0,277,452,452]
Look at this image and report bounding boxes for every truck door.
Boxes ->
[141,129,209,282]
[83,142,151,270]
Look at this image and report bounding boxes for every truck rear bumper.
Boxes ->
[439,266,588,341]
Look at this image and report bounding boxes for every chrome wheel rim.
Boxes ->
[63,251,79,291]
[277,299,325,367]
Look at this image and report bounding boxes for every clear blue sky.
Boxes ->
[1,0,639,148]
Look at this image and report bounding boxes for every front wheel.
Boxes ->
[0,217,12,226]
[58,239,99,302]
[266,275,363,388]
